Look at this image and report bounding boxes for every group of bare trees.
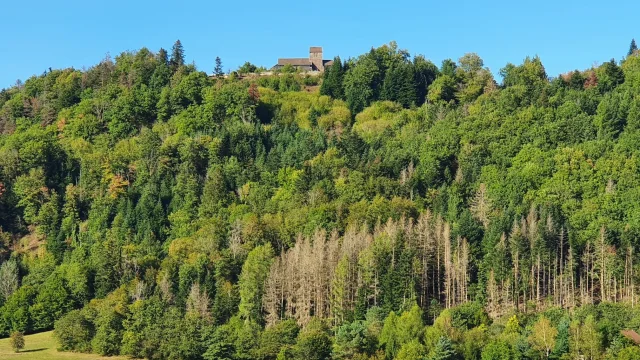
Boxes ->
[262,211,470,327]
[263,227,371,327]
[261,201,640,326]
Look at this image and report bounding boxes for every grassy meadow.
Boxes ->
[0,331,126,360]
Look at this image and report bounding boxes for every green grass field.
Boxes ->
[0,331,126,359]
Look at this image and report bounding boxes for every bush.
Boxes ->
[293,318,332,360]
[54,309,94,352]
[257,319,300,359]
[450,302,490,330]
[617,346,640,360]
[9,331,25,352]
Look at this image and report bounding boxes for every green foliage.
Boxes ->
[320,57,345,99]
[238,243,274,323]
[4,40,640,360]
[430,336,456,360]
[332,320,376,359]
[379,311,398,359]
[1,285,37,334]
[54,309,94,352]
[257,319,300,360]
[91,307,123,356]
[628,38,637,57]
[170,40,185,72]
[427,75,457,104]
[481,340,513,360]
[238,62,258,74]
[396,339,426,360]
[396,304,424,345]
[293,318,332,360]
[215,57,224,77]
[617,346,640,360]
[382,62,417,107]
[30,272,72,331]
[450,302,489,330]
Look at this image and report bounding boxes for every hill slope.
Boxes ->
[2,41,640,359]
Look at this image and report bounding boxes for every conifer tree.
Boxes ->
[157,48,168,65]
[239,244,274,323]
[381,62,417,108]
[170,40,185,72]
[431,337,456,360]
[628,38,638,57]
[215,56,224,77]
[320,56,344,99]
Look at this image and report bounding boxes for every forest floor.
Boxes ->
[0,331,127,359]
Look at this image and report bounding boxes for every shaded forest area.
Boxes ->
[1,39,640,359]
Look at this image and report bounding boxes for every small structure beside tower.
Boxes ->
[272,47,333,72]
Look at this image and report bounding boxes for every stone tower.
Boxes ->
[309,47,323,71]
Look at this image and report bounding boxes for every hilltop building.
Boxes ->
[272,47,333,72]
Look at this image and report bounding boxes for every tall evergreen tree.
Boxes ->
[320,56,344,99]
[381,62,417,108]
[628,38,638,57]
[170,40,185,72]
[440,59,458,77]
[238,244,274,323]
[431,337,456,360]
[215,57,224,77]
[157,48,169,65]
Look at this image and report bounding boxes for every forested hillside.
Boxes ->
[2,39,640,359]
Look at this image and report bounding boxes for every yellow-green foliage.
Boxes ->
[353,101,403,143]
[260,90,348,130]
[317,100,351,130]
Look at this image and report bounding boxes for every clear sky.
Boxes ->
[1,0,638,88]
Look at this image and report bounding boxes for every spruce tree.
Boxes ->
[381,62,417,108]
[170,40,185,72]
[431,337,456,360]
[629,38,637,57]
[320,56,344,99]
[214,57,224,77]
[157,48,168,65]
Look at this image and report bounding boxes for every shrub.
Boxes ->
[9,331,25,352]
[54,309,94,352]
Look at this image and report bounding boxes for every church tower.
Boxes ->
[309,47,323,71]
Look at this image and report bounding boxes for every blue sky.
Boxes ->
[1,0,638,88]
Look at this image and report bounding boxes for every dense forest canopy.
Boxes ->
[2,39,640,359]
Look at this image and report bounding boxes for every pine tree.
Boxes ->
[628,39,638,57]
[170,40,185,72]
[214,56,224,77]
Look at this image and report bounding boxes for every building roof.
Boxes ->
[277,58,311,66]
[310,46,323,53]
[621,329,640,345]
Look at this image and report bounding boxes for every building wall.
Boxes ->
[309,47,324,72]
[273,64,313,72]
